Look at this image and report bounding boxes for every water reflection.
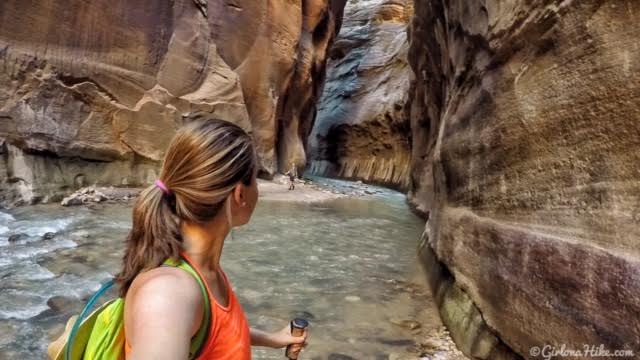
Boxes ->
[0,182,426,359]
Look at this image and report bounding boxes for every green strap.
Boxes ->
[65,280,115,360]
[163,258,211,359]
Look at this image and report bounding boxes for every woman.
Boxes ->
[116,119,307,359]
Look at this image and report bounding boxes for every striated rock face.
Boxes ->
[0,0,345,206]
[408,0,640,358]
[211,0,347,175]
[308,0,413,189]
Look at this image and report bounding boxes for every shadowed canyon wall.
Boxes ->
[408,0,640,358]
[0,0,346,206]
[308,0,413,189]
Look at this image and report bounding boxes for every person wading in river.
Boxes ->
[117,119,307,359]
[285,162,297,190]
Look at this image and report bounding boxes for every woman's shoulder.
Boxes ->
[133,266,200,294]
[125,266,204,323]
[124,266,205,346]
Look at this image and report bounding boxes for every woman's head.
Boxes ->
[159,119,258,223]
[116,119,258,295]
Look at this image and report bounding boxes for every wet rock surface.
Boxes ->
[408,0,640,357]
[7,233,27,243]
[45,296,77,315]
[309,0,413,190]
[328,354,356,360]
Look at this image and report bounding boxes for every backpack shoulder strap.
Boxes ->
[63,280,114,360]
[163,257,211,359]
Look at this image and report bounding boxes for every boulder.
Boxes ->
[7,233,27,243]
[46,296,77,314]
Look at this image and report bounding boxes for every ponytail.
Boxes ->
[115,185,182,296]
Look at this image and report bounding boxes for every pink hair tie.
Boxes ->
[154,179,171,195]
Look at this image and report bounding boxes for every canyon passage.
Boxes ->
[1,0,639,359]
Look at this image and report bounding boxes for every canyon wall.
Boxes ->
[308,0,413,189]
[0,0,345,206]
[408,0,640,358]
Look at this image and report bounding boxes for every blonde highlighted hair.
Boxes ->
[116,119,256,296]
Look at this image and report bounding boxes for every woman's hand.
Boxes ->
[268,324,308,349]
[250,325,308,349]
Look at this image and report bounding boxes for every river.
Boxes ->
[0,178,463,359]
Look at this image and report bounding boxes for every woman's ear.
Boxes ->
[233,184,246,206]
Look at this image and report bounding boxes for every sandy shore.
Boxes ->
[257,177,346,202]
[59,176,354,207]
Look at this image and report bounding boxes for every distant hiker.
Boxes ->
[285,162,298,190]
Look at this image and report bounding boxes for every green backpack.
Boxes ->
[48,258,211,360]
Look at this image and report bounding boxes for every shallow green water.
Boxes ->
[0,180,427,359]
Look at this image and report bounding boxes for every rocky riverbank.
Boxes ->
[53,175,399,208]
[60,187,141,206]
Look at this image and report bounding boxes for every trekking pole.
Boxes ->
[285,318,308,359]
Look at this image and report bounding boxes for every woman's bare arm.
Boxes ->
[125,268,204,360]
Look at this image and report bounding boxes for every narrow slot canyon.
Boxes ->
[0,0,639,359]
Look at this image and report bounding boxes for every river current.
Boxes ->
[0,179,449,359]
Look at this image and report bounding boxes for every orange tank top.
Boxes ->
[125,253,252,359]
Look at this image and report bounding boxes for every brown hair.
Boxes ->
[115,119,256,296]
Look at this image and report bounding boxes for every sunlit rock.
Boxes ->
[0,0,347,206]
